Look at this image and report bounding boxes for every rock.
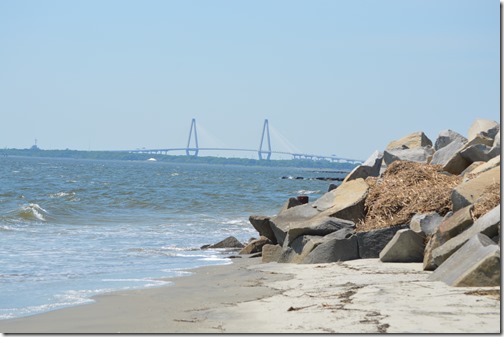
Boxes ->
[432,205,500,267]
[279,197,303,213]
[437,205,474,241]
[423,233,443,271]
[430,138,470,175]
[383,146,435,166]
[248,215,277,244]
[467,119,499,142]
[313,178,369,223]
[460,161,485,176]
[302,228,359,264]
[328,183,338,192]
[343,150,383,182]
[261,244,284,263]
[239,236,272,255]
[459,144,500,163]
[410,212,443,236]
[379,229,426,263]
[278,235,325,263]
[356,224,409,259]
[269,203,320,245]
[466,155,500,177]
[386,131,433,150]
[434,129,467,151]
[451,166,500,212]
[493,130,500,148]
[205,236,244,249]
[429,233,500,287]
[283,216,355,247]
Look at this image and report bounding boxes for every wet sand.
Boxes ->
[0,257,500,333]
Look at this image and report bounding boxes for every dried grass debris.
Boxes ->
[472,182,501,219]
[358,161,463,232]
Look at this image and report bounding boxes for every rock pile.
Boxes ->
[243,118,501,287]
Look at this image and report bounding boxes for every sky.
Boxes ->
[0,0,500,160]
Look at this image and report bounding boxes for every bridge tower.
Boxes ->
[186,118,199,156]
[258,119,272,160]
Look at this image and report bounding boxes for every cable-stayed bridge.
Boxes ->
[127,119,363,164]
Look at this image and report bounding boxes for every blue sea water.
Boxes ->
[0,156,346,319]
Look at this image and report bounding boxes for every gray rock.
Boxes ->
[283,216,355,247]
[423,234,443,271]
[239,236,272,255]
[466,155,500,176]
[261,244,284,263]
[206,236,244,249]
[249,215,277,244]
[279,197,303,213]
[386,131,433,150]
[460,144,500,163]
[467,119,499,142]
[383,146,435,166]
[277,235,326,264]
[493,130,500,148]
[434,129,467,151]
[409,212,443,236]
[302,228,359,264]
[343,150,383,182]
[356,224,409,259]
[430,137,468,175]
[312,178,369,223]
[432,205,500,267]
[379,229,426,263]
[429,233,500,287]
[451,166,500,211]
[437,205,474,241]
[269,203,320,245]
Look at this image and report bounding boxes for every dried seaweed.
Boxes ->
[472,182,501,219]
[357,161,463,232]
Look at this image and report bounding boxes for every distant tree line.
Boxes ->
[1,148,359,171]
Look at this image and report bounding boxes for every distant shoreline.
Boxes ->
[0,148,360,171]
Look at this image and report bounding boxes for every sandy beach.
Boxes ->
[0,256,500,334]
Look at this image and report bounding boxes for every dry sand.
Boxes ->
[0,257,500,333]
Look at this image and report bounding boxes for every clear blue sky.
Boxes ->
[0,0,500,160]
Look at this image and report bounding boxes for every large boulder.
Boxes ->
[249,215,277,244]
[239,236,272,255]
[356,224,409,259]
[343,150,383,183]
[467,155,500,176]
[432,205,500,267]
[312,178,369,223]
[493,130,500,148]
[437,205,474,241]
[204,236,244,249]
[451,166,501,212]
[409,212,443,236]
[434,129,467,151]
[467,119,499,142]
[302,228,359,264]
[383,147,435,166]
[386,131,433,150]
[430,138,470,175]
[268,203,320,245]
[379,229,425,263]
[278,197,303,213]
[460,144,500,163]
[283,216,355,247]
[261,244,283,263]
[429,233,500,287]
[278,235,325,263]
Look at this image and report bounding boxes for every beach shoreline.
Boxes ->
[0,256,499,333]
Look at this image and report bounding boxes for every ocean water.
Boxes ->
[0,156,347,320]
